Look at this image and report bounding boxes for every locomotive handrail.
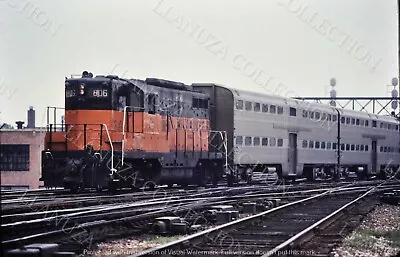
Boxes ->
[46,106,65,130]
[210,130,228,170]
[45,123,116,175]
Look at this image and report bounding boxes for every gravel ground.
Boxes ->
[332,203,400,257]
[79,235,184,257]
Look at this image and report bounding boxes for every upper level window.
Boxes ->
[0,144,30,171]
[309,111,314,119]
[351,118,355,125]
[262,137,268,146]
[302,140,308,148]
[270,138,276,147]
[356,119,360,125]
[270,105,276,114]
[245,101,252,111]
[346,117,350,124]
[277,106,284,115]
[302,110,308,118]
[289,107,297,117]
[372,120,377,127]
[254,103,261,112]
[277,138,283,147]
[245,136,252,146]
[332,115,337,122]
[315,112,320,120]
[235,136,243,145]
[309,141,314,148]
[327,142,331,149]
[262,104,268,113]
[253,137,260,146]
[341,117,345,124]
[365,120,369,127]
[236,100,243,110]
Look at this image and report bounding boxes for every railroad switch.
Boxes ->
[151,216,189,235]
[242,202,257,214]
[215,210,239,223]
[6,243,76,257]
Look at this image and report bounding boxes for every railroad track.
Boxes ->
[129,183,399,257]
[0,180,374,215]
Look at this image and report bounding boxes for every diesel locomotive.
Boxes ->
[41,72,227,191]
[41,71,400,191]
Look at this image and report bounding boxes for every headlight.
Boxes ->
[79,84,85,95]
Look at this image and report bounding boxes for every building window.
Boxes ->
[245,101,252,111]
[235,136,243,145]
[236,100,243,110]
[254,103,261,112]
[289,107,296,117]
[262,137,268,146]
[277,106,284,115]
[245,137,252,146]
[262,104,268,113]
[253,137,260,146]
[277,138,283,147]
[0,144,30,171]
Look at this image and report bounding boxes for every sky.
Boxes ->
[0,0,398,126]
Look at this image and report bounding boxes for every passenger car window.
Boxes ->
[245,101,252,111]
[254,103,261,112]
[236,136,243,145]
[245,136,252,146]
[236,100,243,110]
[262,137,268,146]
[262,104,268,113]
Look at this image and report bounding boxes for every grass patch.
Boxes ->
[347,228,400,249]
